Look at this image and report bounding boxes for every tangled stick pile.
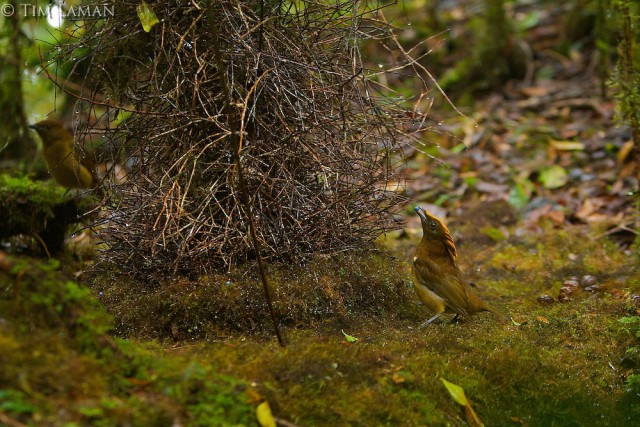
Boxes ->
[54,1,429,277]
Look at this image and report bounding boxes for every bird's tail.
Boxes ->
[482,302,510,322]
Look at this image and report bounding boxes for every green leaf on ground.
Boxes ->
[256,401,276,427]
[441,378,469,406]
[539,165,568,189]
[480,226,505,242]
[440,378,484,427]
[508,178,534,209]
[341,330,359,342]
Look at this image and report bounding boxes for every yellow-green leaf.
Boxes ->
[441,378,484,427]
[549,140,585,151]
[479,226,505,242]
[341,329,358,342]
[508,177,533,210]
[539,165,568,189]
[440,378,468,406]
[256,401,276,427]
[136,1,159,32]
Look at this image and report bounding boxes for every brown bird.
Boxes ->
[29,119,98,190]
[412,206,508,326]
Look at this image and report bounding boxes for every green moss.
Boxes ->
[3,218,640,425]
[91,249,418,340]
[0,173,68,207]
[170,297,637,425]
[0,254,255,426]
[0,174,95,255]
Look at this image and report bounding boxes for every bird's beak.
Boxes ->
[414,206,428,222]
[28,124,39,130]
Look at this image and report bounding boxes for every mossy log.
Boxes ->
[0,174,92,254]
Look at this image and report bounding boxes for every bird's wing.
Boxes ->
[413,257,472,319]
[437,275,473,320]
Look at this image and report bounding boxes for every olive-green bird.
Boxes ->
[29,119,98,190]
[412,206,508,326]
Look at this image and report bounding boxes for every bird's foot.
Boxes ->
[419,313,443,328]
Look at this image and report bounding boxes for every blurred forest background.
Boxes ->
[1,0,639,426]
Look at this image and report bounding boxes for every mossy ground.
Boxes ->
[2,214,639,426]
[90,250,416,341]
[0,254,256,426]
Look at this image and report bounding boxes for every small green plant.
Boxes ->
[619,315,640,391]
[0,389,36,417]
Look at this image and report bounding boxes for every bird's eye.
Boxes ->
[430,221,436,229]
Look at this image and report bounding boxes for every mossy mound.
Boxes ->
[0,174,77,255]
[0,252,256,426]
[91,249,418,341]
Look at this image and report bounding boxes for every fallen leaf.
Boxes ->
[391,373,406,384]
[520,85,551,97]
[539,165,568,189]
[341,329,358,343]
[549,140,585,151]
[441,378,484,427]
[256,401,276,427]
[536,316,550,324]
[617,140,634,163]
[441,378,468,406]
[575,199,597,221]
[508,178,534,210]
[546,209,565,225]
[480,226,506,242]
[611,289,626,299]
[475,181,509,194]
[524,204,551,224]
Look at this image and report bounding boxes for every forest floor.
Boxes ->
[2,2,640,427]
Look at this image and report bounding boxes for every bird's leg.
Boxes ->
[419,313,443,328]
[450,314,460,323]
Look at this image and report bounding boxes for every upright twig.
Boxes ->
[208,3,283,346]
